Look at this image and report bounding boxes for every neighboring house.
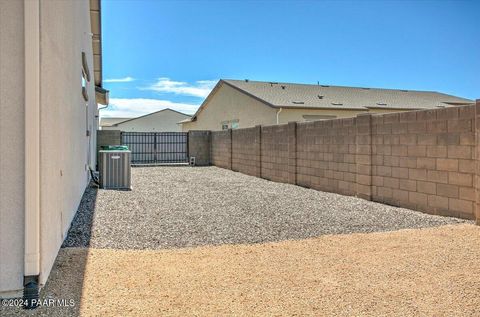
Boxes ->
[101,108,191,132]
[100,117,133,128]
[180,79,473,131]
[0,0,108,299]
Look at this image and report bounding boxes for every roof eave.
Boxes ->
[276,105,369,111]
[186,80,228,122]
[114,108,191,126]
[90,0,109,105]
[222,80,277,109]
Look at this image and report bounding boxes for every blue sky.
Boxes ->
[101,0,480,118]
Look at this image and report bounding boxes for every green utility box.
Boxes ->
[100,145,129,151]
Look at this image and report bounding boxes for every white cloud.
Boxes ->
[104,76,135,83]
[144,77,217,98]
[100,98,199,118]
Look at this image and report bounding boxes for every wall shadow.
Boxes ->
[30,184,97,316]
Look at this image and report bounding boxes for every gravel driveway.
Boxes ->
[63,166,467,250]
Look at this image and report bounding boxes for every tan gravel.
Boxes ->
[7,223,478,317]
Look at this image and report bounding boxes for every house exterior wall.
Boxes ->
[102,110,190,132]
[0,0,26,296]
[39,0,97,287]
[0,0,98,297]
[182,84,278,131]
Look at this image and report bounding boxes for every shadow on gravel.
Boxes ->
[62,184,98,248]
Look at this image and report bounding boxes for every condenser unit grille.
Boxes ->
[99,150,131,189]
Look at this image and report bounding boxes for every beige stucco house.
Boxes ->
[0,0,108,299]
[181,79,473,131]
[101,108,191,132]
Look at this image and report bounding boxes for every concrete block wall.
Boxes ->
[208,102,480,222]
[261,124,290,183]
[211,130,232,169]
[97,129,121,149]
[475,101,480,225]
[371,106,476,219]
[232,126,261,177]
[296,117,358,196]
[96,130,121,167]
[356,114,373,200]
[188,130,211,166]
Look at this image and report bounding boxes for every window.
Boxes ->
[221,119,239,130]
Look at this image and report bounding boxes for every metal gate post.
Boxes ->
[186,132,189,163]
[154,132,157,163]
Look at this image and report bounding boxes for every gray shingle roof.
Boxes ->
[223,79,473,110]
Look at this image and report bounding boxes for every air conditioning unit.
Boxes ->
[99,150,131,189]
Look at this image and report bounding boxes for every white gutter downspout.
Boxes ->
[24,0,41,308]
[276,107,282,124]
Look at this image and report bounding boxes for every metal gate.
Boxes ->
[121,132,188,164]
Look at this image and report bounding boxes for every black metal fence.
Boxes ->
[121,132,188,164]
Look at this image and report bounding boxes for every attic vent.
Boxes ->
[292,101,304,104]
[281,85,286,90]
[269,82,278,85]
[320,85,330,87]
[317,95,324,99]
[361,87,370,90]
[376,102,387,106]
[401,90,408,92]
[245,79,249,82]
[331,102,343,106]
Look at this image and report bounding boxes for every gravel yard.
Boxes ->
[63,166,467,250]
[3,166,477,316]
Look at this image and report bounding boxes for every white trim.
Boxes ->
[276,107,283,124]
[24,0,41,277]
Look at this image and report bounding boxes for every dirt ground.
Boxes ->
[3,167,478,316]
[8,223,477,317]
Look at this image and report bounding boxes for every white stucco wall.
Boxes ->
[103,109,190,132]
[0,0,98,297]
[39,0,97,286]
[0,0,25,296]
